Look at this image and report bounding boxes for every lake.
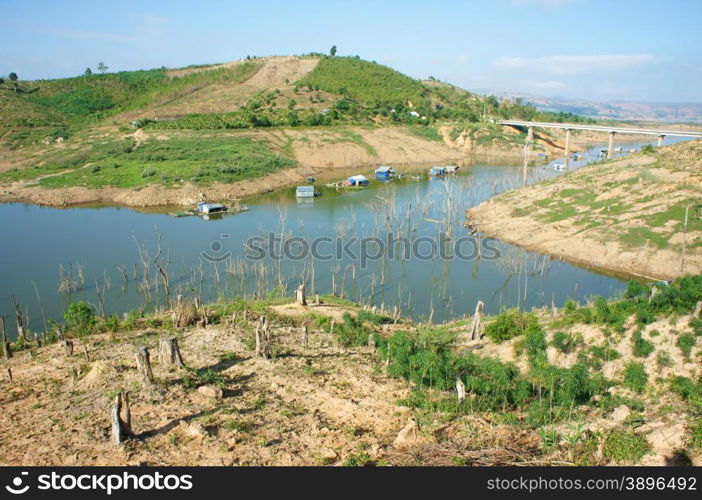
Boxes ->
[0,137,687,337]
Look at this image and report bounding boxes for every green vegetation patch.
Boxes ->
[22,135,296,189]
[603,429,651,463]
[296,56,426,107]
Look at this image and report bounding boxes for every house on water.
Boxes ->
[430,166,447,177]
[345,175,369,187]
[197,202,227,214]
[296,186,316,198]
[374,166,397,180]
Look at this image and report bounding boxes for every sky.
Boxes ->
[2,0,701,103]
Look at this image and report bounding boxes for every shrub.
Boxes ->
[357,310,393,325]
[623,362,648,393]
[552,331,582,353]
[631,330,655,358]
[63,301,96,336]
[334,312,370,347]
[677,332,696,359]
[603,429,651,463]
[485,308,539,343]
[525,326,548,368]
[656,350,673,369]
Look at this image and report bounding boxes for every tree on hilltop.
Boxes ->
[97,62,108,74]
[85,67,93,76]
[330,45,337,57]
[8,72,18,81]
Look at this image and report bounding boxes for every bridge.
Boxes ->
[500,120,702,166]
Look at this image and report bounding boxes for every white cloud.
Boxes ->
[494,54,657,76]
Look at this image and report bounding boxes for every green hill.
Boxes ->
[0,54,596,198]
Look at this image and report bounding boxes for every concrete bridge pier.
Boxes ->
[607,131,616,159]
[564,128,572,167]
[657,134,665,147]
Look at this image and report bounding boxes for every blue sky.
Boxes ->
[2,0,701,102]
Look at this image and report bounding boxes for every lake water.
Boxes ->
[0,136,688,337]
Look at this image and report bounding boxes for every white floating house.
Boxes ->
[197,202,227,214]
[374,166,397,180]
[346,174,369,186]
[296,186,316,198]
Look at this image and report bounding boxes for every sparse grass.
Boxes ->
[623,362,648,393]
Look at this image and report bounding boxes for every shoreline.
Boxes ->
[467,141,702,281]
[0,150,534,209]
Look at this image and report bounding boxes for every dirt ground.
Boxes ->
[0,302,536,466]
[2,299,699,466]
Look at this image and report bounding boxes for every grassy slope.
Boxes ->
[0,55,596,193]
[468,140,702,278]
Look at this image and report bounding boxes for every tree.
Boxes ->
[8,72,18,82]
[97,62,108,74]
[84,67,92,76]
[330,45,337,57]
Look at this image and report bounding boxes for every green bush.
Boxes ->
[631,330,655,358]
[357,310,393,325]
[334,312,370,347]
[677,333,696,359]
[623,362,648,393]
[485,308,539,343]
[551,331,582,353]
[603,429,651,463]
[63,301,96,336]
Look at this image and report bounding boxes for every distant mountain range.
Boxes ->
[472,90,702,123]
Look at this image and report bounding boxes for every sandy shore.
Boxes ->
[468,141,702,280]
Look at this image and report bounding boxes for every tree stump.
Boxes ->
[469,300,484,340]
[83,345,90,361]
[456,375,466,403]
[111,392,133,445]
[315,294,320,306]
[159,337,185,369]
[649,286,659,304]
[1,316,10,360]
[134,346,155,386]
[368,333,376,348]
[302,325,309,348]
[6,367,12,383]
[63,339,74,357]
[296,283,307,306]
[329,319,335,334]
[255,316,270,359]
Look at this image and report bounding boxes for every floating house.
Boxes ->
[444,165,459,174]
[296,186,316,198]
[429,166,447,177]
[197,202,227,214]
[346,175,369,187]
[374,166,397,180]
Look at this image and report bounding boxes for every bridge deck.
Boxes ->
[500,120,702,138]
